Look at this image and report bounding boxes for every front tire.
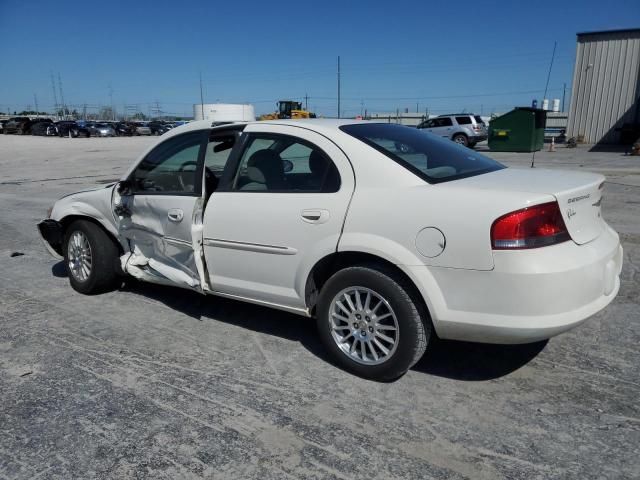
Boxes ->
[316,265,430,380]
[63,220,120,294]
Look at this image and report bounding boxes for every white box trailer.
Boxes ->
[193,103,255,122]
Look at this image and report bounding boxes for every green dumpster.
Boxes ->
[488,107,546,152]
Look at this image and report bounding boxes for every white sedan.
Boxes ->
[38,119,623,380]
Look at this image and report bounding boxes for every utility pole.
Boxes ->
[108,83,114,120]
[304,93,309,111]
[199,71,205,119]
[50,72,58,118]
[33,94,39,117]
[562,82,567,112]
[337,56,341,119]
[416,101,419,113]
[360,99,364,117]
[57,73,66,119]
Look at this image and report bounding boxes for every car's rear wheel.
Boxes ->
[316,265,430,380]
[452,133,468,147]
[63,220,121,294]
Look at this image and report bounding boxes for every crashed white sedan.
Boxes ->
[38,119,622,380]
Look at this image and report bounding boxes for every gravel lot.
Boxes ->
[1,134,638,479]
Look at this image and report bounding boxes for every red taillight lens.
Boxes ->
[491,202,570,249]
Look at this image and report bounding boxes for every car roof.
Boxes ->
[162,118,375,141]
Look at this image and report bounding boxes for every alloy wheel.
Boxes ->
[328,287,399,365]
[67,231,92,282]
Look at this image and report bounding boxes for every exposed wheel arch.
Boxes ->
[59,215,124,257]
[305,251,432,326]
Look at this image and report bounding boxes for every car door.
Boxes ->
[202,123,355,311]
[431,117,453,138]
[113,130,208,289]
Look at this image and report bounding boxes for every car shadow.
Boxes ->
[52,261,67,278]
[412,337,548,381]
[117,281,547,381]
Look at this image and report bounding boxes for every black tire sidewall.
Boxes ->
[63,220,119,294]
[316,266,428,380]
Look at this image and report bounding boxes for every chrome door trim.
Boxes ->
[203,237,298,255]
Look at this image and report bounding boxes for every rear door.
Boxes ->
[202,123,355,309]
[114,130,208,288]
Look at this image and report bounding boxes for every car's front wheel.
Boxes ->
[316,265,430,380]
[63,220,121,294]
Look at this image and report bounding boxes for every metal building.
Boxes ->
[566,28,640,144]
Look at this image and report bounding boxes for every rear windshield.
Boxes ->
[340,123,504,183]
[474,115,484,125]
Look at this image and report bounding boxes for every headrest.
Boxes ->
[247,149,284,185]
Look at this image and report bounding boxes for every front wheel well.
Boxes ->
[305,251,430,321]
[59,215,124,256]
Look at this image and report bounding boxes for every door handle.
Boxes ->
[301,209,330,224]
[167,208,184,222]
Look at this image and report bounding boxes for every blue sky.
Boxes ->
[1,0,638,117]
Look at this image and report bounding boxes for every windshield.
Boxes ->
[340,123,504,183]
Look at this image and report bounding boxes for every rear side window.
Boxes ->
[455,116,472,125]
[232,134,340,193]
[340,123,504,184]
[474,115,484,125]
[434,117,453,127]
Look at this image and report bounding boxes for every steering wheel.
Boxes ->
[178,161,198,191]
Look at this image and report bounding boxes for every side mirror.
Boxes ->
[282,159,294,173]
[117,180,133,195]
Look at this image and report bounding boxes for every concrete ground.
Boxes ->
[0,135,638,479]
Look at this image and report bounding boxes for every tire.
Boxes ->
[63,220,121,294]
[452,133,469,147]
[316,265,430,380]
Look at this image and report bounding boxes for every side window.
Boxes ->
[131,131,203,194]
[455,116,472,125]
[232,134,340,193]
[204,133,237,197]
[437,117,453,127]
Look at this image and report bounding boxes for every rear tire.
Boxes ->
[452,133,469,147]
[63,220,121,294]
[316,265,430,381]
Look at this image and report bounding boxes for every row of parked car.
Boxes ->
[0,117,176,138]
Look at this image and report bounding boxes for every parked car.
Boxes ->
[417,114,487,147]
[134,122,152,136]
[3,117,33,135]
[30,119,54,136]
[148,121,173,136]
[110,122,135,136]
[55,121,91,138]
[38,119,622,380]
[0,119,7,133]
[86,122,116,137]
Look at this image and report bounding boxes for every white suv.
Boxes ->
[38,119,622,380]
[417,114,487,147]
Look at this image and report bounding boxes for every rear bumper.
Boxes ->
[470,134,487,142]
[408,226,623,344]
[37,219,64,259]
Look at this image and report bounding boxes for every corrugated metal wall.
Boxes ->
[567,30,640,144]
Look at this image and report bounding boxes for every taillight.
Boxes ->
[491,202,570,249]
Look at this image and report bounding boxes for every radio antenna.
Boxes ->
[532,41,557,168]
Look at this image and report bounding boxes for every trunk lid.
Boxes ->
[454,168,605,244]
